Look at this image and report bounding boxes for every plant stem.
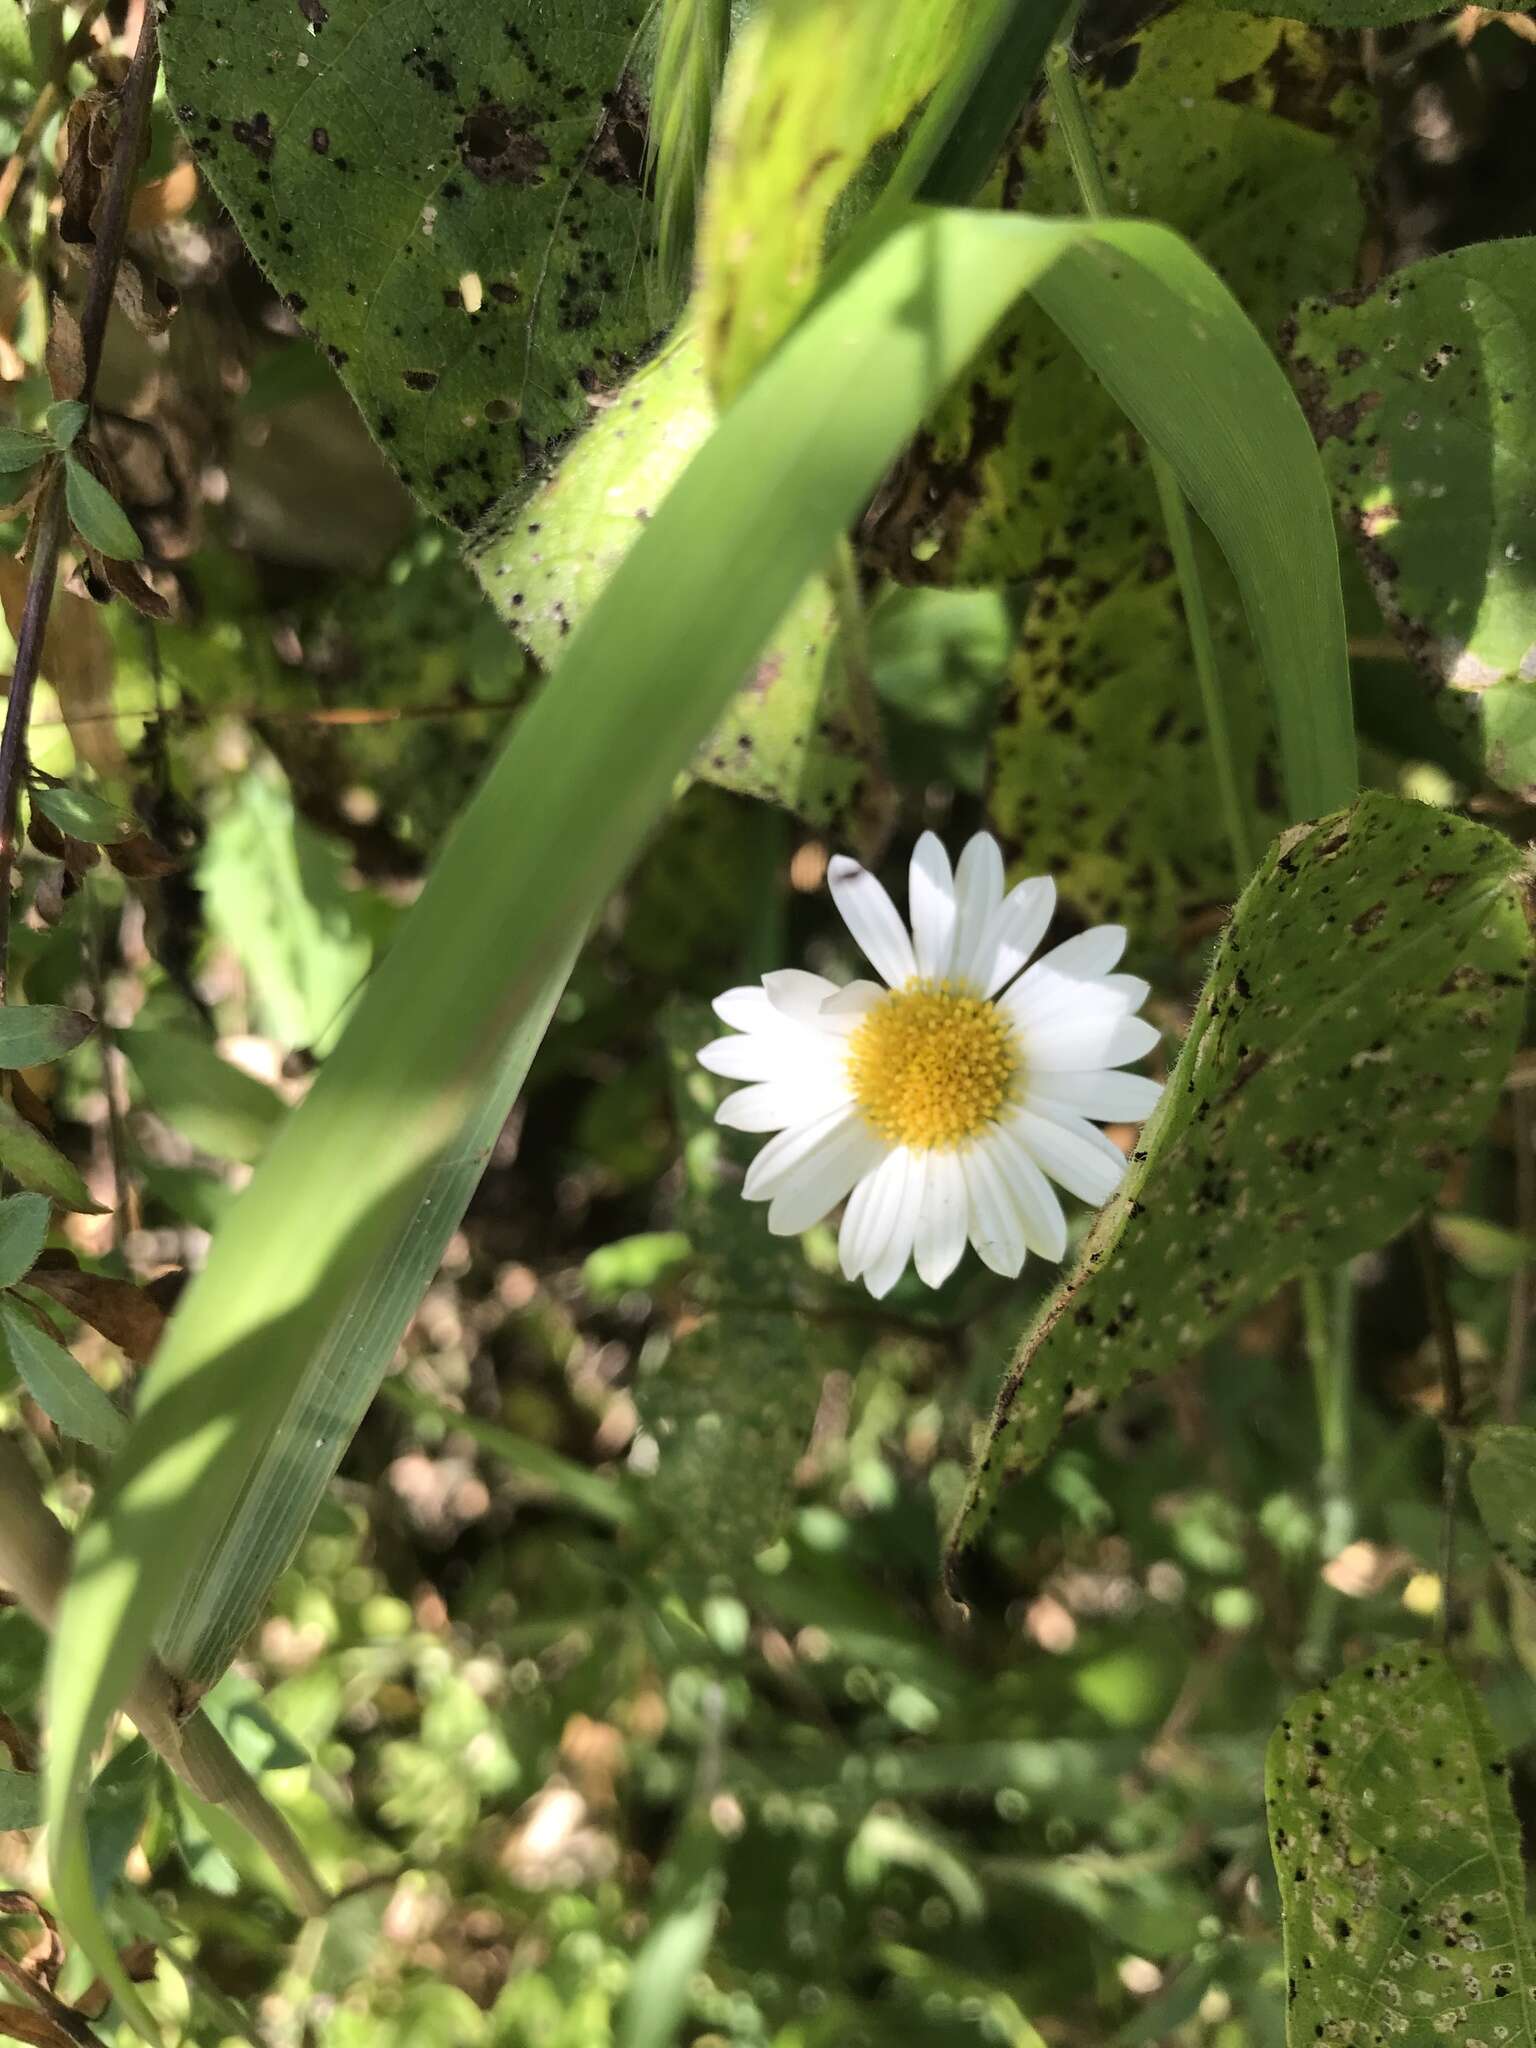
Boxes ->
[1414,1214,1466,1650]
[1298,1264,1355,1675]
[1044,38,1256,884]
[1499,1087,1534,1424]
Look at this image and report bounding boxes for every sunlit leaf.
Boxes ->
[0,1193,50,1291]
[160,0,675,529]
[948,795,1529,1601]
[0,1098,104,1214]
[31,786,135,846]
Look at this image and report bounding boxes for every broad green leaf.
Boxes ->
[1224,0,1522,23]
[0,1004,95,1068]
[1286,239,1536,797]
[117,1028,285,1165]
[0,1301,128,1453]
[198,770,373,1057]
[973,8,1368,934]
[64,457,143,561]
[648,0,732,288]
[31,785,136,845]
[947,794,1529,1601]
[47,205,1349,2019]
[0,1097,105,1213]
[1470,1425,1536,1584]
[160,0,674,530]
[698,0,991,400]
[1266,1649,1536,2045]
[0,1192,50,1289]
[473,334,886,840]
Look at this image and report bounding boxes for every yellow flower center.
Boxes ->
[846,979,1018,1151]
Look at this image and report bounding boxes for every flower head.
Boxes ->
[698,832,1163,1298]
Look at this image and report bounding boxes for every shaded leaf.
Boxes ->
[0,1099,104,1214]
[0,1195,50,1291]
[947,794,1530,1600]
[198,770,373,1056]
[1470,1424,1536,1583]
[0,1302,127,1453]
[30,787,134,847]
[160,0,676,530]
[0,1007,95,1069]
[25,1264,167,1368]
[0,427,49,471]
[44,402,86,450]
[473,335,886,842]
[1266,1649,1536,2045]
[0,1770,40,1832]
[117,1029,285,1165]
[1287,239,1536,795]
[63,457,142,562]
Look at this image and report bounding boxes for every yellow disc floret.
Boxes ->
[846,979,1018,1150]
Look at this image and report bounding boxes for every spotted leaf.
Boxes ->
[946,793,1530,1604]
[1266,1648,1536,2046]
[471,334,886,841]
[1470,1425,1536,1586]
[161,0,674,531]
[1286,239,1536,798]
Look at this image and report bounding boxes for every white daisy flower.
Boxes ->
[697,831,1163,1299]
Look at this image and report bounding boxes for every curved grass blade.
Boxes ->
[47,204,1347,2028]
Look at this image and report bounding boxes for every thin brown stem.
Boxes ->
[1414,1214,1465,1650]
[0,6,159,1000]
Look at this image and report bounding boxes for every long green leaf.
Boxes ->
[47,204,1347,2028]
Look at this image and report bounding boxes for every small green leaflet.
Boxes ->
[947,794,1530,1602]
[0,1097,105,1212]
[32,785,136,845]
[0,1005,95,1068]
[64,457,143,562]
[118,1028,286,1165]
[0,424,49,473]
[1469,1425,1536,1584]
[46,400,88,449]
[0,1300,128,1452]
[0,1768,41,1831]
[0,1192,51,1289]
[1266,1648,1536,2045]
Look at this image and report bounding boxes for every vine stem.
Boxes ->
[0,2,161,1001]
[1414,1215,1466,1650]
[1043,40,1256,883]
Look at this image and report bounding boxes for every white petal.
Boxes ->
[1103,973,1151,1013]
[864,1151,924,1298]
[840,1143,910,1281]
[992,1127,1069,1261]
[950,834,1005,987]
[1026,925,1127,983]
[908,832,957,981]
[712,986,773,1032]
[818,979,885,1035]
[764,968,840,1021]
[979,876,1056,997]
[698,1034,810,1083]
[913,1149,968,1288]
[717,1078,849,1132]
[1013,1001,1161,1074]
[1012,1107,1126,1207]
[962,1141,1027,1279]
[743,1106,857,1200]
[829,854,917,988]
[1030,1070,1164,1124]
[768,1119,885,1236]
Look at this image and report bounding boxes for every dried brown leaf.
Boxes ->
[44,301,85,403]
[0,557,125,783]
[27,1258,168,1366]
